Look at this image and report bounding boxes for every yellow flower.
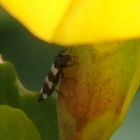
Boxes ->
[1,0,140,45]
[58,44,140,140]
[1,1,140,140]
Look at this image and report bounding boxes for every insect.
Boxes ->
[38,49,73,102]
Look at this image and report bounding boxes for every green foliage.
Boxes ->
[0,61,58,140]
[0,105,41,140]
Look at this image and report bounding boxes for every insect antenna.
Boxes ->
[58,47,73,55]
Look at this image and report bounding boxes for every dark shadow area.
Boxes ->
[0,7,62,90]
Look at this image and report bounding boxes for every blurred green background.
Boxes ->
[0,7,139,140]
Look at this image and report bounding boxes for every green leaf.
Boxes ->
[0,58,58,140]
[0,61,20,107]
[20,93,58,140]
[0,105,41,140]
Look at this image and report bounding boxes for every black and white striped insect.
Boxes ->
[38,49,72,101]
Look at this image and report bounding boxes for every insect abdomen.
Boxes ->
[39,63,60,101]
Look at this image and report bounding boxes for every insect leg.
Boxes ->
[59,70,75,81]
[54,89,65,98]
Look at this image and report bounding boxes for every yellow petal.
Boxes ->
[1,0,140,45]
[58,43,140,140]
[0,0,72,43]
